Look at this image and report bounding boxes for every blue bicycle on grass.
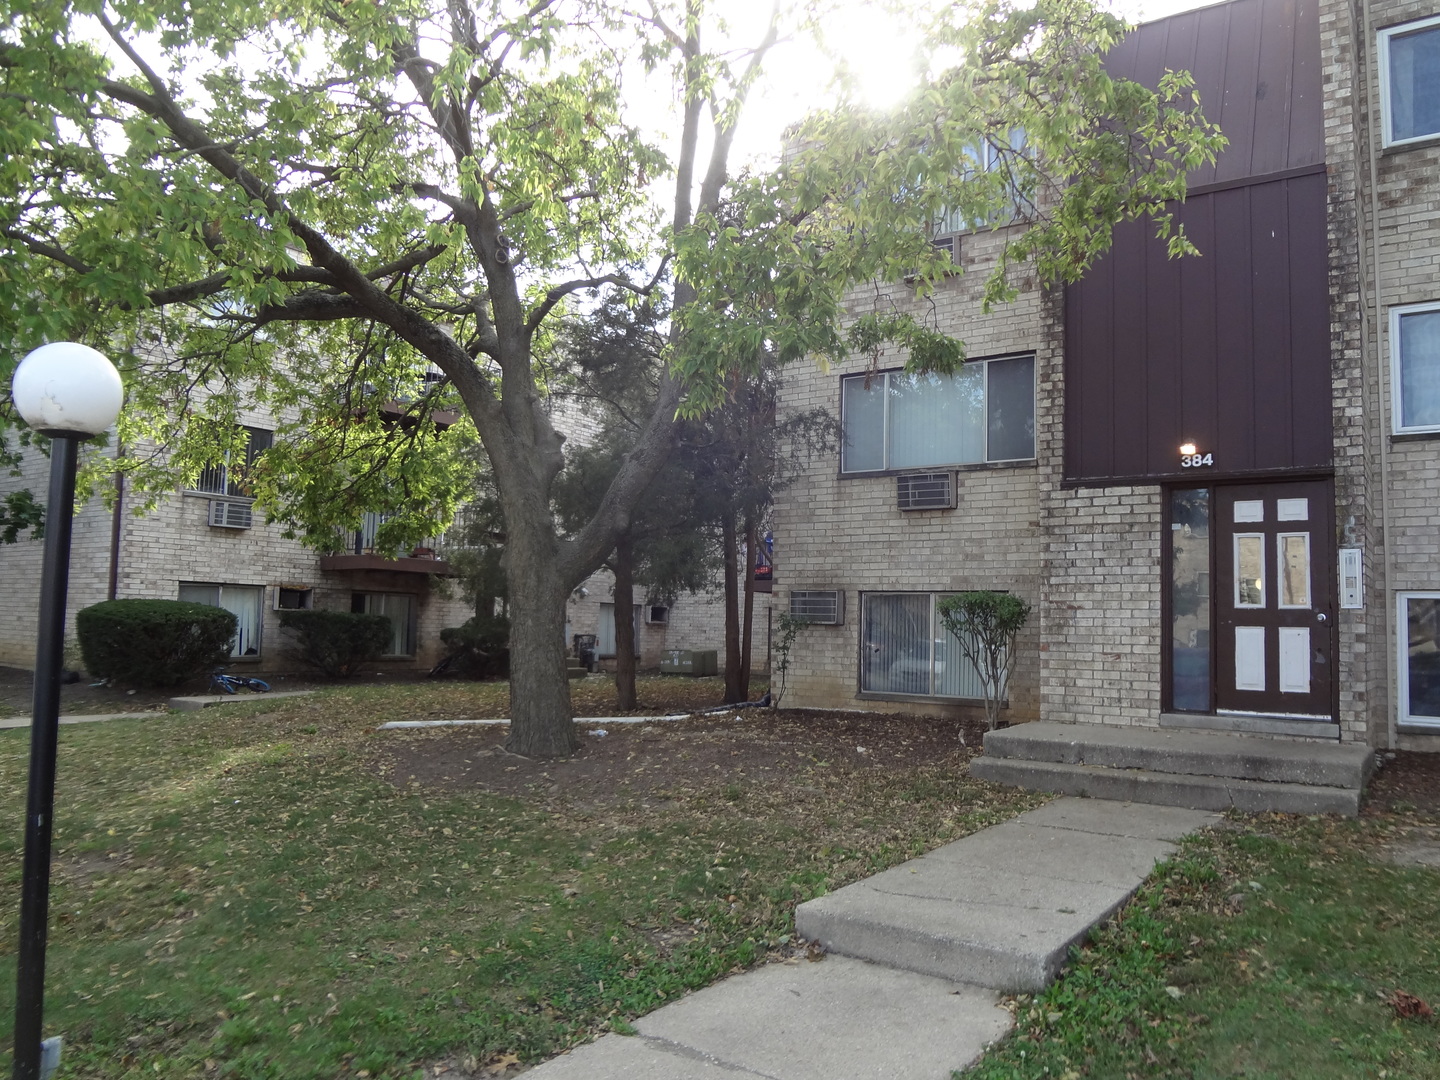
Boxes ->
[209,668,271,695]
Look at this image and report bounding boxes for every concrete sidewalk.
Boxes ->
[0,711,161,730]
[524,798,1217,1080]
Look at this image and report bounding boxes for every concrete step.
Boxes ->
[970,756,1361,816]
[794,799,1217,992]
[983,721,1372,789]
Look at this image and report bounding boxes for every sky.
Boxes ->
[725,0,1223,167]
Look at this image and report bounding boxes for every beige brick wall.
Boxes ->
[0,442,473,674]
[1323,0,1440,744]
[565,568,773,673]
[776,227,1046,723]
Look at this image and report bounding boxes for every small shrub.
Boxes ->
[936,591,1030,731]
[278,609,391,678]
[436,614,510,679]
[76,599,237,687]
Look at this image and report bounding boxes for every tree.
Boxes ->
[0,0,1223,757]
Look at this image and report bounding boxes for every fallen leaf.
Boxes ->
[1387,990,1433,1020]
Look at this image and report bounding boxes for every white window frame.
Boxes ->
[1378,14,1440,148]
[840,355,1037,474]
[859,591,986,700]
[1398,591,1440,729]
[1389,301,1440,434]
[178,582,265,659]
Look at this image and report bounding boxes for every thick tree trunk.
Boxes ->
[503,543,577,759]
[613,534,637,710]
[721,514,743,703]
[739,512,757,701]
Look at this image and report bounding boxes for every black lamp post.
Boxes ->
[10,342,123,1080]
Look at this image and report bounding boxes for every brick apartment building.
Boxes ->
[774,0,1440,752]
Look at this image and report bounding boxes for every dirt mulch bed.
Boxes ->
[1364,750,1440,817]
[379,709,987,806]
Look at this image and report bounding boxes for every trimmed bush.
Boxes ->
[279,609,391,678]
[436,614,510,679]
[76,599,237,688]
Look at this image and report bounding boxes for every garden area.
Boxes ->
[2,674,1440,1079]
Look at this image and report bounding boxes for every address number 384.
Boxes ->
[1180,452,1214,468]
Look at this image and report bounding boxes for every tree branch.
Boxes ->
[523,258,670,337]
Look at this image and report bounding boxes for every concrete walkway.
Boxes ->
[0,711,161,730]
[525,798,1217,1080]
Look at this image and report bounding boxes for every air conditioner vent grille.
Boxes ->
[897,472,956,511]
[789,590,843,626]
[209,499,254,529]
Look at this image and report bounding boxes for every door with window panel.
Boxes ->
[1214,481,1335,717]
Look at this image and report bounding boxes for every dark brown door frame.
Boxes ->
[1161,476,1339,719]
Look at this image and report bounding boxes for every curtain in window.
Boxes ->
[1389,23,1440,142]
[862,593,986,697]
[361,593,416,655]
[887,369,984,469]
[178,583,263,657]
[1400,309,1440,429]
[597,603,641,658]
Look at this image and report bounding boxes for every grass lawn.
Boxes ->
[0,676,1038,1079]
[962,809,1440,1080]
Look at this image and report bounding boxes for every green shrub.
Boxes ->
[76,599,237,687]
[436,614,510,678]
[279,609,391,678]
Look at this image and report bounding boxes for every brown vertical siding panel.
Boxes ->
[1110,224,1151,473]
[1214,0,1264,184]
[1212,186,1258,472]
[1065,250,1109,478]
[1250,0,1299,176]
[1248,181,1297,468]
[1178,197,1221,464]
[1145,213,1185,475]
[1185,3,1237,189]
[1287,0,1325,167]
[1288,171,1333,464]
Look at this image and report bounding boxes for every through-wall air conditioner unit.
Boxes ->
[897,471,956,511]
[645,604,670,625]
[931,234,957,262]
[209,499,254,529]
[789,590,844,626]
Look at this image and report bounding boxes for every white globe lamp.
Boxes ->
[12,341,124,438]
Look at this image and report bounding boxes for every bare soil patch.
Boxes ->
[379,709,985,807]
[1363,750,1440,817]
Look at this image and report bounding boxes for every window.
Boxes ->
[1379,15,1440,147]
[598,603,641,658]
[352,592,417,656]
[192,425,273,497]
[841,355,1035,473]
[1399,593,1440,729]
[1391,302,1440,433]
[178,583,264,658]
[860,592,985,698]
[932,129,1030,238]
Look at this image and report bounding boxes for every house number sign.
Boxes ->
[1179,451,1214,468]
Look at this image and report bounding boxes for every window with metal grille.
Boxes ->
[191,426,273,497]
